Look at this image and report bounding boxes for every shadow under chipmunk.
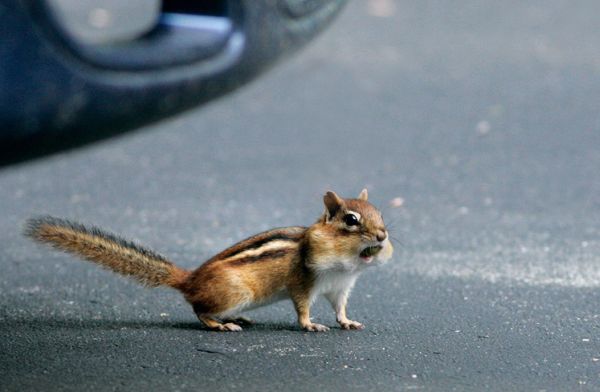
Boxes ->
[0,315,316,333]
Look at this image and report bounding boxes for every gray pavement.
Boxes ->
[2,0,600,390]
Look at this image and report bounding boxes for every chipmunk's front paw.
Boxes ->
[302,323,330,332]
[339,320,364,330]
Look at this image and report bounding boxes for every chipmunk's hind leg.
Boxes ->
[196,314,242,332]
[192,302,243,331]
[186,268,253,332]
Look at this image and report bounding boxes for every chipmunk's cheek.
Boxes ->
[378,239,394,261]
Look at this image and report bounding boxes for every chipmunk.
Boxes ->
[25,189,393,332]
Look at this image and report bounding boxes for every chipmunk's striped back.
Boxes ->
[204,227,306,266]
[25,216,189,288]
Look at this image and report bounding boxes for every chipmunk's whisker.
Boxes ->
[389,236,405,248]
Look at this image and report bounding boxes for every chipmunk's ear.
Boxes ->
[358,188,368,201]
[324,191,344,220]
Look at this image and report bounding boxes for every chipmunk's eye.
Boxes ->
[343,214,360,226]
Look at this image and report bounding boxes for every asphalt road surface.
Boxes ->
[2,1,600,390]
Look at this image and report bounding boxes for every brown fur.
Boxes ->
[180,229,309,316]
[24,190,392,332]
[25,217,189,288]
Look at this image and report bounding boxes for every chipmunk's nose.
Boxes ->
[376,230,387,242]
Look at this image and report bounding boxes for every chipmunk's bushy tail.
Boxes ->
[24,216,190,288]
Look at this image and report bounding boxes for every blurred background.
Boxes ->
[2,0,600,390]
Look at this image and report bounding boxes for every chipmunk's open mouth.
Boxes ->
[360,245,382,259]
